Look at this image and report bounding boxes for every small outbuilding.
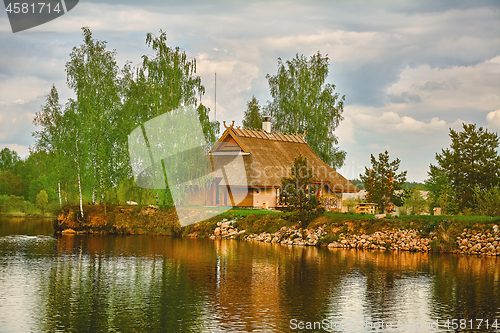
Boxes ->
[355,203,377,214]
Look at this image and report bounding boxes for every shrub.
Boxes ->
[280,155,325,228]
[36,190,48,214]
[317,233,340,245]
[473,186,500,216]
[1,195,25,213]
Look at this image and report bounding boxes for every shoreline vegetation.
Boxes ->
[1,211,55,219]
[52,205,500,256]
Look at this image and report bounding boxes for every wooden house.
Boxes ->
[188,118,358,209]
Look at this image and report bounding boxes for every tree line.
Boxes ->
[5,26,496,218]
[1,27,219,216]
[359,123,500,216]
[1,29,347,217]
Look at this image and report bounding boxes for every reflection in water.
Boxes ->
[0,218,499,332]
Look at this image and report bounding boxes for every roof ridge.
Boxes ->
[239,126,306,143]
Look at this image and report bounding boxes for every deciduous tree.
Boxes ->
[121,30,219,204]
[33,85,65,207]
[266,52,345,168]
[36,189,48,215]
[66,26,122,204]
[0,148,20,172]
[404,188,427,215]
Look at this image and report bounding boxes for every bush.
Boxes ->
[283,208,325,229]
[0,194,9,208]
[317,233,340,245]
[280,155,325,228]
[1,195,25,213]
[474,186,500,216]
[25,201,38,215]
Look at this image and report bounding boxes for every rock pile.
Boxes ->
[208,220,500,256]
[210,219,246,239]
[327,229,430,252]
[456,227,500,255]
[245,226,327,246]
[240,226,431,252]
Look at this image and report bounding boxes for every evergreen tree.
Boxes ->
[242,96,262,129]
[429,123,500,211]
[360,151,407,213]
[280,155,324,227]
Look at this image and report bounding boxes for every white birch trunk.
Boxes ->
[58,182,62,208]
[76,137,84,218]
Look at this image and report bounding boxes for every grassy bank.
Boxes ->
[190,209,499,253]
[54,205,499,253]
[54,205,181,235]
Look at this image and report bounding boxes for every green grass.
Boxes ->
[324,211,375,220]
[188,207,500,244]
[397,214,498,223]
[219,207,283,218]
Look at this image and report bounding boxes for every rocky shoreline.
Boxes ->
[53,205,500,256]
[209,218,500,256]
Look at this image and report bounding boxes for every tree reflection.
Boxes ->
[1,233,498,332]
[38,236,206,332]
[428,254,500,323]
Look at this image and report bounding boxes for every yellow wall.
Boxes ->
[252,188,278,208]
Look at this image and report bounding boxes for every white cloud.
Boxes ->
[386,56,500,112]
[0,77,50,106]
[352,111,447,133]
[367,143,391,151]
[486,109,500,129]
[336,116,356,144]
[263,30,386,65]
[0,144,30,159]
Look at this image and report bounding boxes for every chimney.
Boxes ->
[262,116,271,133]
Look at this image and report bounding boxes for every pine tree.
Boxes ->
[242,96,262,129]
[360,151,407,214]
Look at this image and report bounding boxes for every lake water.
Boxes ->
[0,217,499,332]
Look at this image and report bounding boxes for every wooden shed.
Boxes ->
[355,203,377,214]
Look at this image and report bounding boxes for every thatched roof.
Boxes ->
[211,124,359,193]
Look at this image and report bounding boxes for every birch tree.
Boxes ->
[33,85,65,207]
[121,30,219,204]
[66,26,122,203]
[266,52,346,168]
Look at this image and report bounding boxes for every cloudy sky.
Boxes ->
[1,0,499,182]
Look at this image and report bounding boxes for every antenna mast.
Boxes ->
[214,72,217,121]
